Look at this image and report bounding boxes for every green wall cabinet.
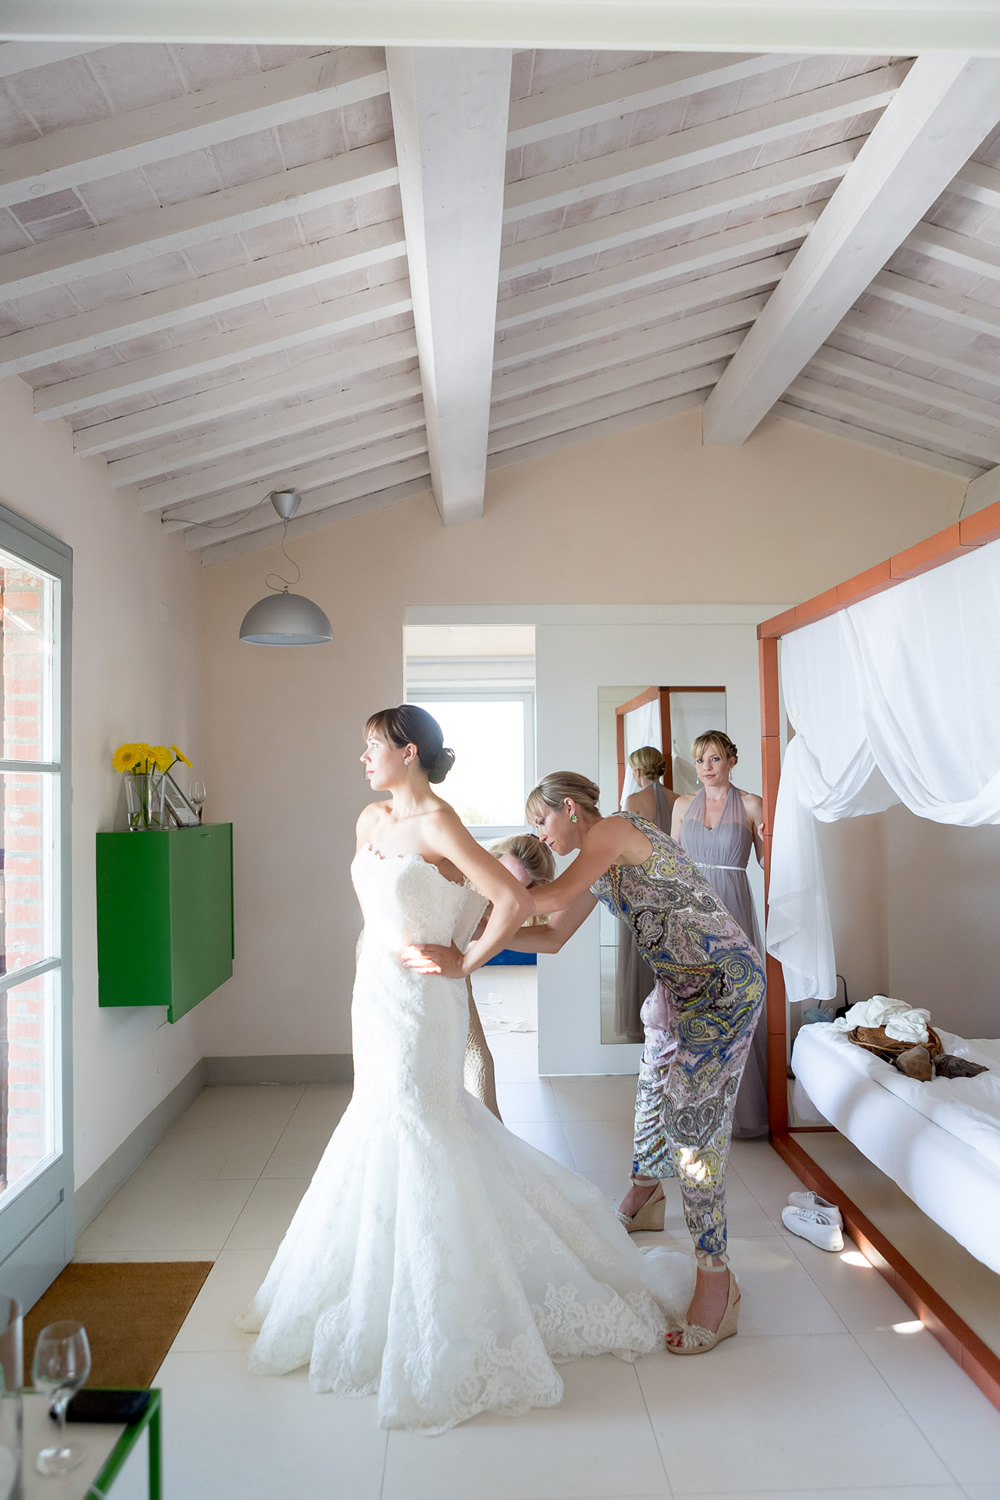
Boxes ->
[97,824,234,1022]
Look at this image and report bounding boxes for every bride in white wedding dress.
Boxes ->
[239,706,691,1433]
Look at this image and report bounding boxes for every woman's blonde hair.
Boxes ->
[691,730,738,764]
[525,771,601,825]
[489,832,555,887]
[629,745,666,781]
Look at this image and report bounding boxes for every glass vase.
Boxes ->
[0,1295,22,1500]
[124,771,166,831]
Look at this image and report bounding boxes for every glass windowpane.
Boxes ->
[0,556,55,764]
[0,771,57,980]
[0,968,57,1199]
[415,699,526,829]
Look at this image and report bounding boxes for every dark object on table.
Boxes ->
[894,1045,933,1081]
[62,1389,151,1424]
[935,1053,989,1080]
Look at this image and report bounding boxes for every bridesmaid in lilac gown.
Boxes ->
[671,731,768,1138]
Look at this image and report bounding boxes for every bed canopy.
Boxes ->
[758,495,1000,1410]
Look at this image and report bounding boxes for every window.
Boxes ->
[410,692,534,840]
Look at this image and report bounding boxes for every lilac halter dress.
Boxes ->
[679,784,768,1138]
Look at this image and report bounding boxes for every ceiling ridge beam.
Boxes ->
[866,268,1000,339]
[493,258,788,369]
[386,45,512,526]
[774,400,985,478]
[835,314,1000,390]
[499,138,859,281]
[0,138,398,302]
[191,473,432,563]
[491,327,743,404]
[488,390,706,469]
[72,328,417,455]
[135,400,426,509]
[786,373,1000,463]
[106,369,422,483]
[503,62,907,224]
[0,49,388,209]
[33,280,412,420]
[496,205,818,329]
[702,54,1000,445]
[807,345,1000,425]
[506,52,809,148]
[175,451,430,537]
[0,219,405,377]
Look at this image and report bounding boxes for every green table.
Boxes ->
[23,1389,161,1500]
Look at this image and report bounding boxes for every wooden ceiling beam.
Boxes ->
[0,139,397,301]
[0,49,388,209]
[774,400,985,478]
[491,326,743,403]
[504,64,907,224]
[386,46,511,525]
[785,373,1000,464]
[702,55,1000,444]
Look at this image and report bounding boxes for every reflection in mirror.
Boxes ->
[597,685,727,1044]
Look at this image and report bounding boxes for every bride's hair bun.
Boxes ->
[427,746,455,785]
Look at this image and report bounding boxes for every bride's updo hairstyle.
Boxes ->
[526,771,601,825]
[691,730,738,765]
[366,704,456,784]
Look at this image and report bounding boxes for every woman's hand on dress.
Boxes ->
[401,942,466,977]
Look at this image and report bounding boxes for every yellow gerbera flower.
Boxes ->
[151,744,174,772]
[112,742,142,773]
[172,744,192,768]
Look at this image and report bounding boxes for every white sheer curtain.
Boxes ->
[619,699,661,806]
[768,539,1000,1002]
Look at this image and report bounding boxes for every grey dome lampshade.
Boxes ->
[239,489,333,646]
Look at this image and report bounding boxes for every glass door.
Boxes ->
[0,507,72,1308]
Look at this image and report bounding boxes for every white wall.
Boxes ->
[0,376,206,1188]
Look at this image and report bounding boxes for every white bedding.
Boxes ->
[791,1023,1000,1274]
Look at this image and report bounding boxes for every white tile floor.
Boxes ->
[81,976,1000,1500]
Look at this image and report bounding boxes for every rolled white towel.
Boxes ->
[884,1007,931,1045]
[831,994,910,1032]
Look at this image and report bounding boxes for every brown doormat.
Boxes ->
[24,1261,213,1389]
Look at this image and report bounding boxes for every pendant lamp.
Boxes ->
[239,490,333,646]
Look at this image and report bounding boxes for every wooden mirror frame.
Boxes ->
[757,497,1000,1410]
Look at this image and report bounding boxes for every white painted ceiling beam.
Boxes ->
[493,260,789,370]
[0,43,113,75]
[500,139,858,281]
[488,365,718,455]
[174,446,430,534]
[487,391,706,476]
[785,375,1000,464]
[135,401,426,509]
[496,207,818,331]
[72,329,417,455]
[491,355,728,433]
[386,46,511,525]
[5,1,1000,54]
[506,52,808,148]
[194,474,433,566]
[504,65,907,224]
[807,346,1000,426]
[33,281,412,420]
[947,160,1000,212]
[774,401,985,478]
[702,55,1000,446]
[865,269,1000,340]
[835,315,1000,392]
[106,369,422,483]
[492,327,744,404]
[0,140,398,301]
[906,221,1000,281]
[0,221,405,378]
[0,49,388,208]
[962,464,1000,515]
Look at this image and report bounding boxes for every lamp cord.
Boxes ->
[264,520,302,594]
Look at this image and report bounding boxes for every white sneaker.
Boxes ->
[787,1189,843,1228]
[781,1204,845,1252]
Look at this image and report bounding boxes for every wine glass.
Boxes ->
[32,1321,91,1476]
[189,780,207,823]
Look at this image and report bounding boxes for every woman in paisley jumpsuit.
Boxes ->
[513,771,765,1354]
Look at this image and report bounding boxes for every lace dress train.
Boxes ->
[240,849,691,1433]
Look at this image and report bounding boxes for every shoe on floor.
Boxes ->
[787,1189,843,1227]
[781,1204,845,1252]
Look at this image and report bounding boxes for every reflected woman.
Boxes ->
[615,747,676,1043]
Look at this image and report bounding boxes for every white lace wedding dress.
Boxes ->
[239,848,692,1433]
